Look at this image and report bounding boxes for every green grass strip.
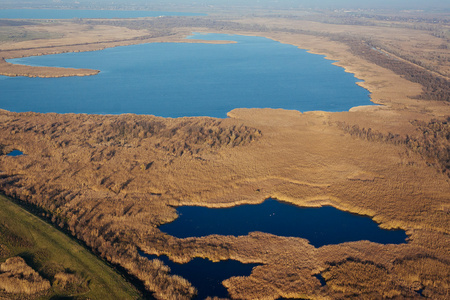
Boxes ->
[0,194,141,299]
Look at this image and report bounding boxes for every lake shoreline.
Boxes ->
[2,33,371,117]
[160,198,407,247]
[0,57,100,77]
[0,27,434,116]
[0,15,449,300]
[0,32,235,78]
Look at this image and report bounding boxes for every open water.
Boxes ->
[160,198,407,247]
[0,33,371,118]
[148,199,406,299]
[0,31,398,299]
[139,252,259,300]
[6,150,23,156]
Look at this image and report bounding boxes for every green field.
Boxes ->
[0,194,142,299]
[0,25,64,43]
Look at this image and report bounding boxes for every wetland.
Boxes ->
[2,33,371,117]
[140,252,259,300]
[0,8,448,300]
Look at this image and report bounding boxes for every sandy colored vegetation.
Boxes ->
[0,57,99,77]
[0,256,50,295]
[0,10,449,300]
[0,105,448,299]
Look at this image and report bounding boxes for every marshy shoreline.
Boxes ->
[0,12,449,300]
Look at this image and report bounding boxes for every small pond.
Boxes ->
[160,198,407,247]
[139,252,259,300]
[6,150,23,156]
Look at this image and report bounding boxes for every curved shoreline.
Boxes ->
[0,28,424,113]
[0,57,100,77]
[1,26,447,239]
[1,19,449,300]
[254,32,423,109]
[0,34,234,78]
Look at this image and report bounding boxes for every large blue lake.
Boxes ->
[0,33,371,118]
[0,9,205,19]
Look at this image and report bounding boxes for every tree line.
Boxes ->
[335,117,450,177]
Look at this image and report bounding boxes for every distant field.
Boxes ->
[0,194,141,299]
[0,26,63,43]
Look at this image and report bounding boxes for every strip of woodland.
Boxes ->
[334,117,450,177]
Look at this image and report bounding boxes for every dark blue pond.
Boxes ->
[139,252,259,300]
[0,9,205,19]
[1,33,371,118]
[6,150,23,156]
[160,199,407,247]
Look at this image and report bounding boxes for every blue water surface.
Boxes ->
[6,150,24,156]
[0,9,205,19]
[160,199,407,247]
[1,33,371,118]
[139,252,259,300]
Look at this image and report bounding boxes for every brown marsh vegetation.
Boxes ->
[0,8,449,300]
[0,257,51,295]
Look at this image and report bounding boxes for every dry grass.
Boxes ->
[0,257,50,295]
[0,89,449,299]
[0,10,449,300]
